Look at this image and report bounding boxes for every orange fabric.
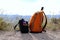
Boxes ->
[29,11,44,32]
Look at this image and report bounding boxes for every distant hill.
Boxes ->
[0,15,31,24]
[0,14,60,22]
[47,15,60,19]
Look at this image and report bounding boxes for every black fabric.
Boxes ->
[18,19,29,33]
[30,31,42,33]
[14,19,29,33]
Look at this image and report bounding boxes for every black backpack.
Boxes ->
[14,19,29,33]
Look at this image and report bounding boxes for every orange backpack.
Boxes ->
[29,11,47,33]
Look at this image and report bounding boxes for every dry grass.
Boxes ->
[0,17,13,31]
[0,17,60,31]
[46,18,60,31]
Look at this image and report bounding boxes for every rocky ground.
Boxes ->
[0,30,60,40]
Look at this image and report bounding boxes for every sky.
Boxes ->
[0,0,60,15]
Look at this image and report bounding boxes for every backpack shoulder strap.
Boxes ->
[14,23,18,30]
[42,12,47,30]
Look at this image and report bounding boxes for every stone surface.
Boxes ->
[0,31,60,40]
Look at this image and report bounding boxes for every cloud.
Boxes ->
[0,0,60,15]
[20,0,37,2]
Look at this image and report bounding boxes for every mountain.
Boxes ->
[0,14,31,23]
[47,15,60,18]
[0,14,60,22]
